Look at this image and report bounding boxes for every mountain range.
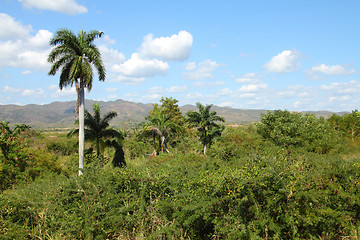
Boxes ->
[0,99,344,129]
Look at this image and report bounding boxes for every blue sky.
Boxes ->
[0,0,359,112]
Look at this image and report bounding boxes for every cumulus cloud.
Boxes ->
[1,85,22,93]
[0,13,32,39]
[98,45,126,70]
[234,73,262,84]
[112,53,169,78]
[321,80,360,95]
[18,0,87,15]
[186,92,203,99]
[0,13,52,71]
[105,31,193,85]
[22,88,45,97]
[166,85,188,93]
[185,62,196,71]
[217,88,233,96]
[148,86,163,94]
[21,70,32,75]
[264,50,301,73]
[139,31,193,61]
[192,81,225,88]
[182,59,219,80]
[238,83,268,92]
[105,88,117,92]
[108,74,146,85]
[51,87,77,98]
[308,64,356,76]
[139,94,162,103]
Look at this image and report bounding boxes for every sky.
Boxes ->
[0,0,359,112]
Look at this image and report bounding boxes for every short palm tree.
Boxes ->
[144,111,173,153]
[68,103,124,163]
[48,28,105,175]
[186,102,225,155]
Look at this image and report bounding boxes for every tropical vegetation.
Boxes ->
[186,102,225,155]
[1,102,360,239]
[68,102,124,164]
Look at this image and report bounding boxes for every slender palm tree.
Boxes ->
[186,102,225,155]
[68,103,124,161]
[48,28,105,175]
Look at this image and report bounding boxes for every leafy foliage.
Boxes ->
[328,110,360,140]
[144,97,186,154]
[1,106,360,239]
[186,102,225,154]
[68,103,124,161]
[257,110,341,153]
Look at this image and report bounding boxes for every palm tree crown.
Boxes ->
[68,103,124,159]
[47,28,105,102]
[186,102,225,155]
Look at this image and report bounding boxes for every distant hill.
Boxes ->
[0,99,345,129]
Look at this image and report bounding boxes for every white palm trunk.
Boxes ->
[78,85,85,176]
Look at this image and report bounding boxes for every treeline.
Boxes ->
[1,100,360,239]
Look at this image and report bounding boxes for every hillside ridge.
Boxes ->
[0,99,344,129]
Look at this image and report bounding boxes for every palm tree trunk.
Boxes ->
[78,84,85,176]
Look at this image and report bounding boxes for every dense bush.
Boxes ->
[1,115,360,239]
[0,122,33,190]
[257,110,342,153]
[1,134,360,239]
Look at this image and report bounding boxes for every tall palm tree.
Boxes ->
[48,28,105,175]
[186,102,225,155]
[68,103,124,162]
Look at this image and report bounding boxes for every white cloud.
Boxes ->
[112,53,169,78]
[166,85,188,93]
[18,0,88,15]
[98,44,126,70]
[238,83,268,92]
[139,31,193,61]
[48,85,58,90]
[97,35,116,46]
[21,70,32,75]
[148,86,162,94]
[182,59,219,80]
[308,64,356,76]
[139,94,162,103]
[238,93,257,99]
[186,92,203,99]
[0,13,32,39]
[107,94,118,100]
[105,87,117,92]
[2,85,22,93]
[28,30,53,50]
[185,62,196,71]
[192,80,225,88]
[329,95,351,102]
[218,101,234,107]
[234,72,262,84]
[51,87,77,97]
[217,88,233,96]
[264,50,301,73]
[108,74,146,85]
[321,80,360,95]
[0,14,52,71]
[22,88,45,97]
